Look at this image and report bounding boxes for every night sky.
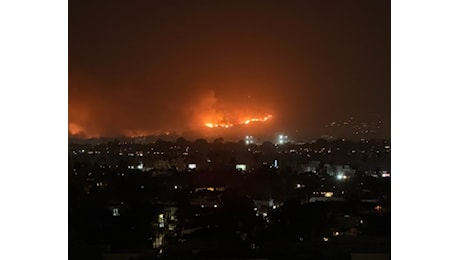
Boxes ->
[69,0,390,139]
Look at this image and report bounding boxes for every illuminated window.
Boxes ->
[324,192,334,198]
[158,214,165,228]
[236,164,247,171]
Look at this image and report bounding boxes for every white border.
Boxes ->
[392,0,460,259]
[0,1,68,259]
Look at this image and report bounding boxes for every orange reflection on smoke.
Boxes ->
[69,123,84,135]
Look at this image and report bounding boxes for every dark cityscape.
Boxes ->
[68,0,390,259]
[69,135,390,259]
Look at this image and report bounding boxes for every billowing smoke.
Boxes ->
[69,78,274,138]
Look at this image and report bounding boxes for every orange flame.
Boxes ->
[205,114,272,128]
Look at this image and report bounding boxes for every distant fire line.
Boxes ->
[205,114,273,129]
